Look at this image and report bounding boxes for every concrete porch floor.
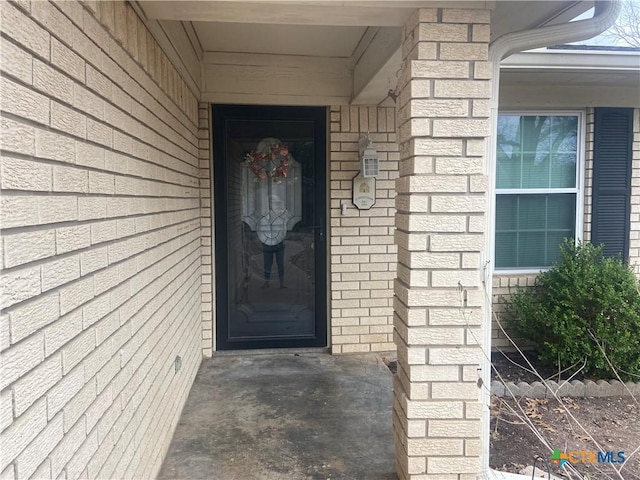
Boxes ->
[158,352,397,480]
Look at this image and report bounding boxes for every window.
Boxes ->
[495,113,583,271]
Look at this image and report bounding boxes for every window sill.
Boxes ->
[493,268,548,276]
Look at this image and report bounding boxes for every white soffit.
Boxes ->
[193,22,367,57]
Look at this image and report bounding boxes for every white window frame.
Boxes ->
[493,110,585,274]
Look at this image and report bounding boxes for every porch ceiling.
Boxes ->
[136,0,594,105]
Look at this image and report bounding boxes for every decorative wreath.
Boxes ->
[245,142,290,183]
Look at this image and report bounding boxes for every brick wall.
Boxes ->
[584,108,595,242]
[328,105,398,354]
[0,1,202,478]
[198,105,214,356]
[393,9,490,478]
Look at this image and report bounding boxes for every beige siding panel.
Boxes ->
[203,52,351,105]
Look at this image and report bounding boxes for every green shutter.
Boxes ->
[592,108,633,259]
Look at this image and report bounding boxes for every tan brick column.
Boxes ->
[393,8,492,479]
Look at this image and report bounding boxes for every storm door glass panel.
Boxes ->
[224,118,318,342]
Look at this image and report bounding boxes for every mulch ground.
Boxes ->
[491,350,592,384]
[490,351,640,479]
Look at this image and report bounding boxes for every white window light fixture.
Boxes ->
[359,135,379,178]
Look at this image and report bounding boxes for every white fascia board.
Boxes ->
[501,50,640,72]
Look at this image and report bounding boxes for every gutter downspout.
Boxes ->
[482,1,622,477]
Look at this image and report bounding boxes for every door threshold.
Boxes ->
[213,347,330,357]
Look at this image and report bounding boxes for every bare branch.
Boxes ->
[602,0,640,47]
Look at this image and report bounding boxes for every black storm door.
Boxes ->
[213,105,327,350]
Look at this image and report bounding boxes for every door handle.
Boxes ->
[306,226,324,237]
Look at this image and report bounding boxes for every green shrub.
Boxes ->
[505,239,640,381]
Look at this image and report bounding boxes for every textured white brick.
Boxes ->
[431,382,480,400]
[86,429,113,478]
[41,255,80,292]
[77,140,108,170]
[429,456,481,474]
[96,312,120,346]
[82,294,111,328]
[407,365,459,381]
[0,117,36,156]
[51,101,86,139]
[0,334,44,390]
[51,38,85,83]
[53,165,89,193]
[410,60,470,79]
[0,3,206,478]
[15,413,63,479]
[13,354,62,417]
[59,276,94,315]
[38,195,78,224]
[412,138,463,156]
[435,157,483,175]
[442,9,490,24]
[50,413,86,478]
[74,84,105,119]
[406,400,464,419]
[56,225,91,254]
[87,63,112,99]
[405,99,468,119]
[0,2,50,59]
[0,399,47,473]
[35,129,76,164]
[432,119,488,138]
[0,77,49,125]
[440,43,487,61]
[417,23,467,42]
[402,214,466,233]
[46,362,84,421]
[0,313,8,352]
[431,270,480,287]
[407,327,465,345]
[33,59,75,104]
[8,291,59,343]
[408,175,468,193]
[429,347,482,365]
[62,328,95,375]
[0,265,41,310]
[466,138,486,157]
[0,156,51,192]
[63,379,96,432]
[434,80,490,99]
[89,171,115,194]
[66,428,98,478]
[407,438,463,457]
[3,229,56,268]
[80,247,109,276]
[0,36,33,84]
[430,234,484,252]
[431,195,485,213]
[44,310,83,357]
[78,196,107,221]
[0,389,13,432]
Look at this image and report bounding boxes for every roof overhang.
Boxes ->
[499,49,640,108]
[134,0,601,105]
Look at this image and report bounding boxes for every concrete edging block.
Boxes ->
[492,378,640,399]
